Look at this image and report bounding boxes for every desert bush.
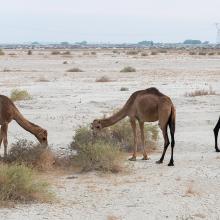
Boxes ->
[96,76,111,82]
[198,51,206,55]
[0,49,5,55]
[112,49,120,54]
[151,51,158,55]
[6,139,55,171]
[159,49,167,53]
[83,52,90,55]
[91,51,96,55]
[120,87,129,91]
[126,50,139,55]
[71,120,159,153]
[208,52,215,55]
[185,86,216,97]
[141,52,148,56]
[120,66,136,72]
[27,50,32,55]
[51,50,60,55]
[10,89,32,102]
[67,68,83,72]
[0,164,52,203]
[62,51,71,55]
[63,61,68,64]
[189,51,196,55]
[75,140,123,172]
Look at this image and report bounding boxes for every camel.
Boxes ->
[214,117,220,152]
[0,95,48,157]
[91,87,176,166]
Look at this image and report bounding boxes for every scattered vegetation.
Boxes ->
[151,51,158,55]
[63,61,68,64]
[91,51,96,55]
[208,52,215,56]
[185,87,216,97]
[120,66,136,73]
[96,76,112,82]
[159,49,167,53]
[62,51,71,55]
[120,87,129,91]
[141,52,148,56]
[189,51,196,55]
[198,51,206,56]
[67,68,83,72]
[0,164,53,204]
[0,49,5,55]
[6,139,55,171]
[10,89,32,102]
[51,50,60,55]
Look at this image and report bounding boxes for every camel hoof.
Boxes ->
[215,148,220,152]
[168,162,174,166]
[156,160,163,164]
[142,156,150,160]
[128,157,136,161]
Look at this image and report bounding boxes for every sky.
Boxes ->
[0,0,220,43]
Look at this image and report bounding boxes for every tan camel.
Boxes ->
[214,117,220,152]
[91,87,176,166]
[0,95,48,157]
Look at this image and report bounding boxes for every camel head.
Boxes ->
[91,119,102,132]
[36,129,48,146]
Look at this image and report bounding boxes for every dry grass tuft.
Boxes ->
[126,50,139,55]
[67,68,83,72]
[6,139,55,171]
[63,61,68,64]
[27,50,32,55]
[185,87,216,97]
[189,51,196,55]
[120,87,129,91]
[96,76,112,82]
[91,51,96,55]
[198,51,206,55]
[62,51,71,55]
[151,51,158,55]
[141,52,148,56]
[120,66,136,72]
[0,164,53,204]
[10,89,32,102]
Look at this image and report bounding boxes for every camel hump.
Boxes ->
[144,87,164,96]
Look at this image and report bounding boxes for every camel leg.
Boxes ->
[129,118,137,161]
[138,121,149,160]
[156,125,170,164]
[0,126,3,148]
[214,117,220,152]
[2,124,8,158]
[168,118,175,166]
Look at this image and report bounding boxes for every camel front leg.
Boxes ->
[138,121,149,160]
[129,118,137,161]
[2,124,8,158]
[0,126,3,149]
[214,117,220,152]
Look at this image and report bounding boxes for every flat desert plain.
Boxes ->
[0,49,220,220]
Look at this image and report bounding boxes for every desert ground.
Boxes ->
[0,49,220,219]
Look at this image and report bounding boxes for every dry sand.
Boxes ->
[0,49,220,219]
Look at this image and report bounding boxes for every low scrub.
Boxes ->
[0,49,5,55]
[62,51,71,55]
[71,120,159,153]
[198,51,206,55]
[151,51,158,55]
[141,52,148,56]
[7,139,55,171]
[51,50,60,55]
[189,51,196,55]
[126,50,139,55]
[120,87,129,91]
[0,164,53,204]
[96,76,111,82]
[10,89,32,102]
[67,68,83,72]
[185,87,216,97]
[120,66,136,72]
[27,50,32,55]
[91,51,96,55]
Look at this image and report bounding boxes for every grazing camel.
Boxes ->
[0,95,48,157]
[91,87,176,166]
[214,117,220,152]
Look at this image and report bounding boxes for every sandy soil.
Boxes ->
[0,49,220,219]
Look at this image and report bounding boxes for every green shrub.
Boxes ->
[10,89,32,102]
[67,68,83,72]
[120,66,136,72]
[7,139,55,171]
[0,164,53,203]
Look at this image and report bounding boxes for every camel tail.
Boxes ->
[168,104,176,147]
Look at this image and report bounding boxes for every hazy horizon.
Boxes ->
[1,0,220,44]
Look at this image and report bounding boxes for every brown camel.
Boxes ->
[214,117,220,152]
[91,87,176,166]
[0,95,48,157]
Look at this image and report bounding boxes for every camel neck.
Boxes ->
[101,109,127,128]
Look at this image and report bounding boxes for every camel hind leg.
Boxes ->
[156,107,170,165]
[129,118,137,161]
[138,121,149,160]
[214,117,220,152]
